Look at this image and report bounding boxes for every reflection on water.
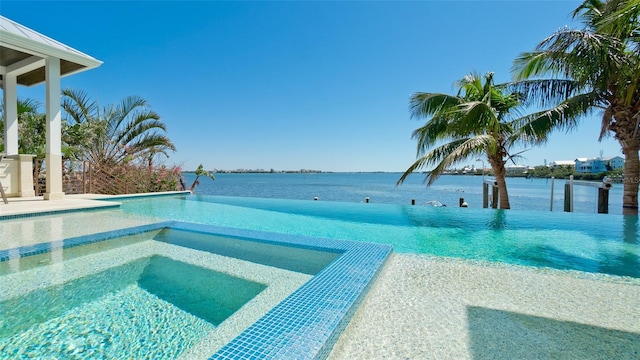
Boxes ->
[487,210,507,230]
[119,195,640,279]
[623,215,639,244]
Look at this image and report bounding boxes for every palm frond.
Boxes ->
[112,96,149,131]
[504,79,583,107]
[16,98,41,114]
[596,0,640,39]
[454,101,499,134]
[127,134,175,159]
[409,93,461,119]
[411,115,461,156]
[508,92,600,147]
[504,149,530,166]
[398,135,494,187]
[61,88,97,124]
[513,29,624,87]
[61,90,173,166]
[117,111,163,146]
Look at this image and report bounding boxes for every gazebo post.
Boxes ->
[1,16,102,200]
[44,57,64,200]
[2,73,18,155]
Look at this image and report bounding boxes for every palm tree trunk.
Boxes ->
[190,176,200,191]
[490,157,511,209]
[495,168,511,210]
[622,142,640,215]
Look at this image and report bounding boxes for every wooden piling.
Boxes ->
[598,188,609,214]
[549,176,554,211]
[564,183,571,212]
[491,186,498,209]
[482,183,489,208]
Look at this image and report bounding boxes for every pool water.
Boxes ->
[118,195,640,279]
[0,255,257,359]
[138,255,266,326]
[1,193,637,359]
[0,226,321,359]
[154,228,341,275]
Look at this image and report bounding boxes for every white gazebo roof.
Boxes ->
[0,15,102,86]
[1,16,102,201]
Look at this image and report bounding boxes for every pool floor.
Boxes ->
[0,236,311,359]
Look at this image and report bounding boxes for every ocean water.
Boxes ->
[183,173,624,215]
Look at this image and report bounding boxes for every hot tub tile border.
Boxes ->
[0,221,392,360]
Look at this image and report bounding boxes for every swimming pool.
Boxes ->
[117,194,640,279]
[0,219,390,359]
[0,193,638,359]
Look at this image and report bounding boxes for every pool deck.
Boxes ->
[0,192,191,218]
[329,254,640,360]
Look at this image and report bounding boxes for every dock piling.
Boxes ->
[482,183,489,208]
[598,188,609,214]
[491,186,498,209]
[563,176,611,213]
[550,176,555,211]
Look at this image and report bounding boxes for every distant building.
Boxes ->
[603,156,624,170]
[575,156,624,173]
[505,165,530,175]
[549,160,575,168]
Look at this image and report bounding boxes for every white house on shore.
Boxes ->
[575,156,624,173]
[549,160,576,168]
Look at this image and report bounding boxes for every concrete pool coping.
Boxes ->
[0,191,191,219]
[0,220,393,359]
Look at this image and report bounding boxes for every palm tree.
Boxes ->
[189,164,215,191]
[61,88,175,167]
[398,72,573,209]
[512,0,640,214]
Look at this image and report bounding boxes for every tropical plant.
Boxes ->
[511,0,640,214]
[397,72,573,209]
[190,164,215,191]
[0,98,45,155]
[61,88,176,167]
[0,98,48,182]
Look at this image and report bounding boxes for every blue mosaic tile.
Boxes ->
[182,223,394,360]
[0,220,392,360]
[0,222,172,262]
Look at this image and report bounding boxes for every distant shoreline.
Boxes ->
[183,169,326,174]
[181,170,613,181]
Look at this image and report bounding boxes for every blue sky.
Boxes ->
[1,1,623,172]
